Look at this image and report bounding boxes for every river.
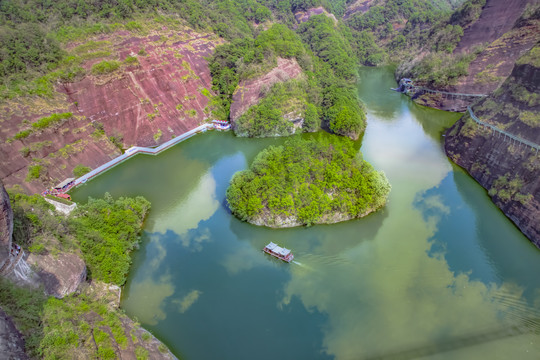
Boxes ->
[72,67,540,360]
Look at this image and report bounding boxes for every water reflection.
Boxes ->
[172,289,203,313]
[409,102,459,142]
[148,172,219,238]
[126,273,175,326]
[275,66,540,360]
[281,195,540,359]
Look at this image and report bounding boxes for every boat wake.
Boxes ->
[292,261,303,266]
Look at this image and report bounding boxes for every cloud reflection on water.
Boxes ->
[278,88,540,359]
[173,289,203,313]
[125,273,175,326]
[281,187,540,359]
[148,172,219,243]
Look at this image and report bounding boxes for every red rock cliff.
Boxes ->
[0,27,223,193]
[445,49,540,247]
[413,0,539,111]
[229,57,303,122]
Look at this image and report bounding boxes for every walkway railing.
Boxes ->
[416,87,487,98]
[467,106,540,154]
[73,123,214,188]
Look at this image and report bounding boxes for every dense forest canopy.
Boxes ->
[226,136,391,227]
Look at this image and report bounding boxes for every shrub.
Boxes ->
[73,164,91,177]
[124,56,139,66]
[69,194,151,285]
[125,21,143,32]
[135,346,149,360]
[91,60,121,75]
[0,278,46,357]
[31,113,73,130]
[20,147,30,157]
[109,135,124,152]
[26,165,43,181]
[14,129,33,140]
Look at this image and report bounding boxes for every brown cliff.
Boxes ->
[0,26,222,194]
[0,308,27,360]
[28,252,87,298]
[343,0,376,20]
[413,0,539,111]
[294,6,338,24]
[229,57,303,122]
[0,180,12,272]
[454,0,531,53]
[445,48,540,247]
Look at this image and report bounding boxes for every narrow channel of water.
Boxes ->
[72,67,540,360]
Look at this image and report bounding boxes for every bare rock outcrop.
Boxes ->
[454,0,531,54]
[229,57,303,122]
[412,0,539,111]
[0,180,12,271]
[27,252,86,298]
[445,51,540,247]
[0,308,28,360]
[294,6,338,24]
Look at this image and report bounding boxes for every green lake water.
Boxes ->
[72,67,540,360]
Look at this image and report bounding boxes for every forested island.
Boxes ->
[226,136,391,227]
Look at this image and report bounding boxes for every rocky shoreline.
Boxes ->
[247,207,382,228]
[0,179,176,358]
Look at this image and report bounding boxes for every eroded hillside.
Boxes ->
[0,21,222,193]
[445,44,540,246]
[409,0,539,111]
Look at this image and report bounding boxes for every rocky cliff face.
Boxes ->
[0,180,12,271]
[412,0,539,111]
[0,308,27,360]
[294,6,338,24]
[27,252,86,298]
[229,57,303,122]
[445,47,540,246]
[0,26,222,194]
[454,0,530,53]
[343,0,375,20]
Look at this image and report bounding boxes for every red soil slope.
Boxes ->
[414,1,538,111]
[0,27,222,193]
[60,30,220,146]
[454,0,531,53]
[229,58,303,122]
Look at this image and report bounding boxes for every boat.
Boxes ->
[263,242,294,263]
[212,119,231,131]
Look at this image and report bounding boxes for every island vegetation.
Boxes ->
[226,136,391,227]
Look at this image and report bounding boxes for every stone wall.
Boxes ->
[44,197,77,215]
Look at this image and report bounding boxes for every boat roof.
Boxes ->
[54,178,75,189]
[265,242,291,256]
